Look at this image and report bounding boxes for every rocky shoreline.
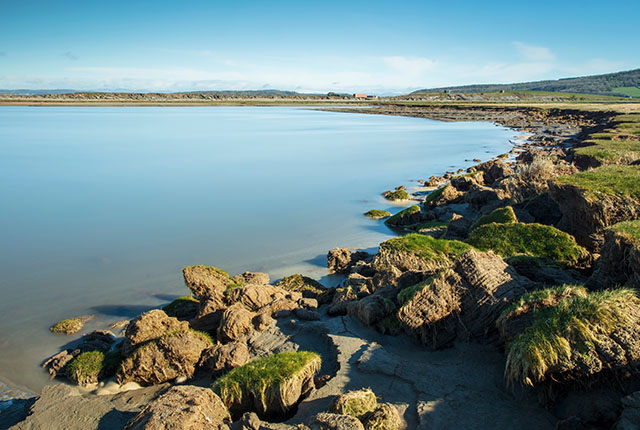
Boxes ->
[3,104,640,430]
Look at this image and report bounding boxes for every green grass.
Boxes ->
[499,285,588,324]
[555,165,640,200]
[503,287,639,386]
[470,206,517,231]
[224,278,245,297]
[364,209,392,219]
[424,185,448,205]
[467,223,588,267]
[66,350,122,385]
[162,296,199,317]
[397,280,430,306]
[609,220,640,244]
[275,274,326,297]
[384,205,420,226]
[383,189,411,201]
[50,318,86,335]
[380,233,472,263]
[574,139,640,164]
[213,351,321,406]
[612,86,640,97]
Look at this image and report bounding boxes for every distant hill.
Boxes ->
[411,68,640,97]
[0,89,325,96]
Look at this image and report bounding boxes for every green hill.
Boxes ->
[411,68,640,98]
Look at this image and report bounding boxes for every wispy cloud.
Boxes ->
[512,42,555,62]
[383,56,436,74]
[62,51,78,61]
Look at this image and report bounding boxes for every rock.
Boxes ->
[232,272,270,285]
[617,391,640,430]
[513,192,561,226]
[0,397,35,429]
[294,308,321,321]
[464,185,505,208]
[275,274,327,300]
[246,324,298,359]
[232,412,262,430]
[117,329,211,385]
[469,159,513,185]
[328,388,377,419]
[327,249,370,273]
[450,171,484,191]
[162,296,200,320]
[182,265,231,300]
[425,184,464,207]
[218,304,255,343]
[253,313,276,331]
[49,316,94,335]
[298,297,318,309]
[361,403,403,430]
[507,256,579,286]
[78,330,116,353]
[306,412,365,430]
[199,341,250,375]
[227,284,290,313]
[214,351,321,418]
[126,385,230,430]
[354,295,395,327]
[122,310,189,356]
[190,291,227,332]
[587,227,640,290]
[443,214,473,240]
[327,288,358,316]
[42,350,76,378]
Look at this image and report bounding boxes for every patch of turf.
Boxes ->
[555,165,640,200]
[380,233,472,263]
[470,206,517,231]
[467,223,588,267]
[66,350,122,385]
[503,287,639,386]
[384,205,420,226]
[424,185,447,205]
[383,189,411,201]
[364,209,392,219]
[609,220,640,245]
[275,274,326,297]
[162,296,199,317]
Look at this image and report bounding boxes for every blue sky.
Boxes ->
[1,0,638,94]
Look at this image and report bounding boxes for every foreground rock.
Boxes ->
[126,385,231,430]
[122,310,189,356]
[328,388,377,419]
[306,412,364,430]
[587,221,640,290]
[117,329,211,385]
[199,341,250,375]
[327,248,370,274]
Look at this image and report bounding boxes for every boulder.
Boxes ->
[294,308,321,321]
[231,412,262,430]
[189,291,227,332]
[126,385,230,430]
[306,413,364,430]
[117,329,211,385]
[327,287,358,316]
[253,312,276,331]
[232,272,270,285]
[122,310,189,356]
[587,226,640,290]
[42,350,76,378]
[469,159,513,185]
[199,341,250,375]
[328,388,377,419]
[362,403,403,430]
[275,274,327,300]
[328,248,370,273]
[227,284,291,313]
[182,265,230,300]
[450,172,484,191]
[354,295,396,327]
[443,214,473,240]
[218,304,255,343]
[162,296,200,320]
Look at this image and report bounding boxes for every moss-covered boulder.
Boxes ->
[364,209,392,219]
[467,222,590,268]
[500,286,640,386]
[50,316,94,335]
[587,220,640,290]
[213,351,321,418]
[275,274,327,300]
[125,385,231,430]
[382,189,410,201]
[66,350,122,385]
[306,412,365,430]
[117,329,212,385]
[550,166,640,250]
[121,309,189,356]
[328,388,377,419]
[182,265,232,300]
[470,206,517,231]
[162,296,199,319]
[362,403,403,430]
[384,205,421,227]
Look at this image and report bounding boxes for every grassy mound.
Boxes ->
[364,209,392,219]
[609,220,640,244]
[162,296,199,318]
[424,185,448,205]
[384,205,420,226]
[213,351,320,407]
[66,350,122,385]
[503,287,639,386]
[574,138,640,165]
[50,316,93,335]
[467,223,589,267]
[555,165,640,200]
[383,189,410,201]
[380,233,472,263]
[328,388,377,419]
[471,206,517,231]
[275,274,326,297]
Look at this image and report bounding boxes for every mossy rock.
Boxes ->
[380,233,472,264]
[362,403,403,430]
[213,351,321,417]
[364,209,392,219]
[424,185,448,205]
[384,205,420,227]
[470,206,517,231]
[502,286,640,386]
[467,222,589,267]
[162,296,199,318]
[50,316,94,335]
[275,274,326,298]
[383,189,411,201]
[397,280,430,306]
[609,220,640,244]
[328,388,377,420]
[66,350,122,385]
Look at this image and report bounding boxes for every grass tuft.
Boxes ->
[384,205,420,226]
[609,220,640,245]
[471,206,518,231]
[66,350,122,385]
[503,287,639,386]
[364,209,392,219]
[383,189,411,201]
[380,233,472,263]
[555,165,640,200]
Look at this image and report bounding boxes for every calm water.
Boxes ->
[0,106,516,397]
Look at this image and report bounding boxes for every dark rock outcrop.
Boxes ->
[587,228,640,290]
[327,248,370,273]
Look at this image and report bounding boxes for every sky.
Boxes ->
[1,0,639,95]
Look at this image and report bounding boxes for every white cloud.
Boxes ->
[383,56,436,75]
[513,42,555,62]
